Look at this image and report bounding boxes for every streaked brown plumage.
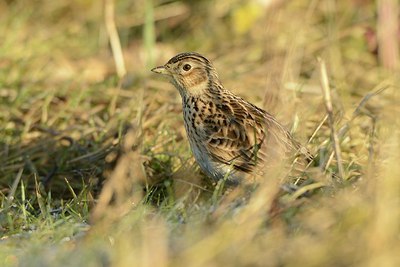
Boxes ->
[152,52,310,185]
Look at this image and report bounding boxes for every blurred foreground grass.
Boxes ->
[1,0,400,266]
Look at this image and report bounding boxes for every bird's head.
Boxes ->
[151,52,221,97]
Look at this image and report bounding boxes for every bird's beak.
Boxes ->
[151,65,170,75]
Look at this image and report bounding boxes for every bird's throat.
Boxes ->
[186,79,209,96]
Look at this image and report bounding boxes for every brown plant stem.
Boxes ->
[104,0,127,78]
[318,58,345,182]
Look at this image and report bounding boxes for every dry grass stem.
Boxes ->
[318,58,345,181]
[5,167,24,208]
[377,0,399,71]
[91,91,145,222]
[104,0,127,78]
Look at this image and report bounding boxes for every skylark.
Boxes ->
[152,52,310,186]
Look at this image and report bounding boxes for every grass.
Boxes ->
[1,0,400,266]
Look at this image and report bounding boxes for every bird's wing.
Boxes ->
[203,95,301,174]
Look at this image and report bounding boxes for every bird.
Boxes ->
[151,52,310,186]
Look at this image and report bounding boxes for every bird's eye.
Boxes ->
[183,64,191,71]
